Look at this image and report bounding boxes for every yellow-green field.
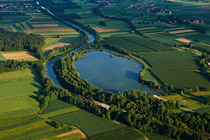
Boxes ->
[161,91,210,111]
[0,69,40,118]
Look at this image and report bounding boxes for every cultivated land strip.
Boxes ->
[55,129,87,139]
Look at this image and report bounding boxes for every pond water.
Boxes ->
[75,51,161,94]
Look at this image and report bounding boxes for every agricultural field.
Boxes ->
[50,110,127,138]
[0,69,40,118]
[0,51,38,61]
[137,51,210,88]
[104,34,175,52]
[63,2,131,37]
[41,100,80,118]
[160,91,210,111]
[0,118,81,140]
[0,7,83,52]
[89,127,146,140]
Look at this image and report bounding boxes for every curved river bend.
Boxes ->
[39,2,161,94]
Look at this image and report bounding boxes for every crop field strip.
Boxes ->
[137,51,210,88]
[0,119,80,140]
[50,110,126,138]
[105,35,176,52]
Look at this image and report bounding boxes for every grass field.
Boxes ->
[50,110,126,138]
[0,119,80,140]
[160,91,210,111]
[0,69,40,118]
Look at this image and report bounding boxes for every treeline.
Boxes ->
[0,60,30,73]
[0,28,44,59]
[52,45,210,139]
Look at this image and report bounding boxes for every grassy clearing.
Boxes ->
[50,110,126,138]
[0,69,40,118]
[89,127,146,140]
[160,91,210,111]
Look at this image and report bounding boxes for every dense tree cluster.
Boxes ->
[0,60,30,73]
[0,28,44,52]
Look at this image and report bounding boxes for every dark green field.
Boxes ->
[89,127,145,140]
[50,110,126,138]
[104,35,175,52]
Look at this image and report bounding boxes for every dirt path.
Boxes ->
[201,43,210,47]
[55,129,87,140]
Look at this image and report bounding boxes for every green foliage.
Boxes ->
[50,110,126,137]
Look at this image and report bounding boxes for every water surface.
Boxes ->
[75,51,161,94]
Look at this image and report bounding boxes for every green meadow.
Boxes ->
[0,69,40,118]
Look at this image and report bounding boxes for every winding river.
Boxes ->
[39,2,160,94]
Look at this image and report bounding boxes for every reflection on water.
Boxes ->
[75,51,161,94]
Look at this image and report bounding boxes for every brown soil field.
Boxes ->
[55,129,87,140]
[2,52,37,60]
[175,38,192,43]
[201,43,210,47]
[93,27,120,33]
[40,32,80,35]
[164,27,185,31]
[22,22,32,33]
[144,31,165,35]
[176,32,199,36]
[45,42,70,50]
[169,29,195,34]
[160,22,176,27]
[136,27,157,30]
[32,24,60,28]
